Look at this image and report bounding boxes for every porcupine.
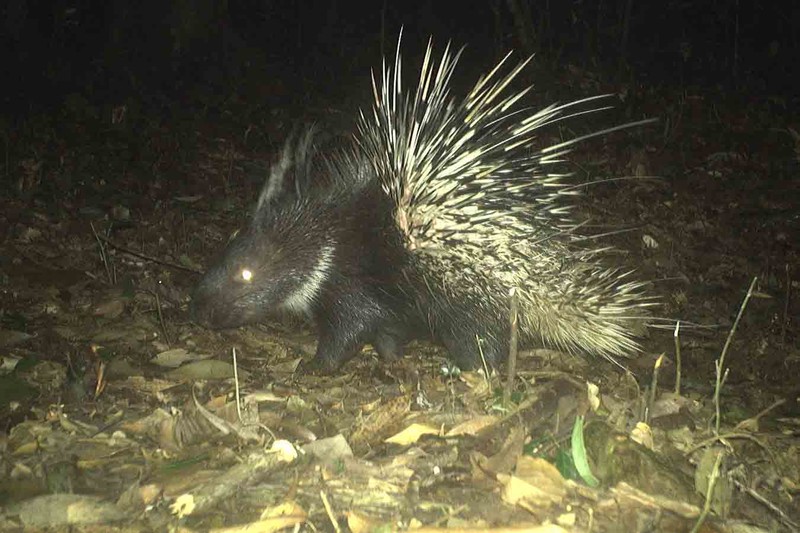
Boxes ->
[190,40,653,373]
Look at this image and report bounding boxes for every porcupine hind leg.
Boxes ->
[421,292,508,370]
[372,327,406,361]
[372,314,427,361]
[438,321,507,371]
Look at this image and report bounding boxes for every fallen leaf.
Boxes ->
[630,421,654,449]
[347,511,392,533]
[167,360,248,380]
[151,348,210,368]
[515,455,567,501]
[477,425,526,476]
[13,494,125,527]
[260,500,307,521]
[446,415,500,436]
[385,423,439,446]
[586,381,600,412]
[303,434,354,462]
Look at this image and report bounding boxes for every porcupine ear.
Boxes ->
[253,127,317,223]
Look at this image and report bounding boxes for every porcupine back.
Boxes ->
[352,40,653,369]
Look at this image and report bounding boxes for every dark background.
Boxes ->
[1,0,798,118]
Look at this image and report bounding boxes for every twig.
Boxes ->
[96,234,200,273]
[153,283,171,346]
[503,287,520,408]
[159,447,296,527]
[673,321,682,395]
[233,347,243,422]
[320,490,341,533]
[90,222,113,284]
[713,363,730,436]
[733,477,799,531]
[685,432,774,466]
[477,334,491,389]
[714,277,757,435]
[733,399,786,432]
[645,354,663,424]
[781,263,790,346]
[690,449,724,533]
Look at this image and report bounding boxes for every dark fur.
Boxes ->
[191,137,431,372]
[191,134,512,372]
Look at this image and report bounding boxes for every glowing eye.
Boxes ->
[240,269,253,282]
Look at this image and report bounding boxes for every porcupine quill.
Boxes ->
[191,38,656,373]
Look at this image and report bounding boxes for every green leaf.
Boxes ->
[571,415,599,487]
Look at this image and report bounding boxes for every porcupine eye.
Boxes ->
[238,268,254,283]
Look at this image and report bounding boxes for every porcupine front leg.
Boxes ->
[305,291,409,373]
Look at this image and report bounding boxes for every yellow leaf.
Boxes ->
[385,423,439,445]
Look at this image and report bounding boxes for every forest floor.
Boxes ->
[1,54,799,532]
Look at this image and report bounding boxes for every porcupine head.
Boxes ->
[190,132,423,373]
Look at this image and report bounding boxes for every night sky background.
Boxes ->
[2,0,798,119]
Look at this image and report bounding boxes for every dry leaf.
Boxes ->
[586,381,600,412]
[166,360,246,380]
[211,514,306,533]
[446,415,500,436]
[499,458,566,508]
[171,494,196,518]
[271,439,299,462]
[260,500,307,520]
[269,357,303,374]
[151,348,209,368]
[347,511,392,533]
[694,446,731,519]
[92,298,125,318]
[350,394,410,450]
[385,423,439,445]
[116,482,162,511]
[303,434,353,462]
[630,422,654,449]
[477,425,526,476]
[13,494,125,528]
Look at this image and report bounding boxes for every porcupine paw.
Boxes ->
[299,354,344,375]
[372,331,405,361]
[302,332,404,374]
[297,328,362,374]
[372,319,422,361]
[302,329,369,374]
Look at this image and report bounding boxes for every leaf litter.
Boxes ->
[0,77,799,533]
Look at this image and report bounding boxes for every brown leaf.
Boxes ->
[446,415,500,437]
